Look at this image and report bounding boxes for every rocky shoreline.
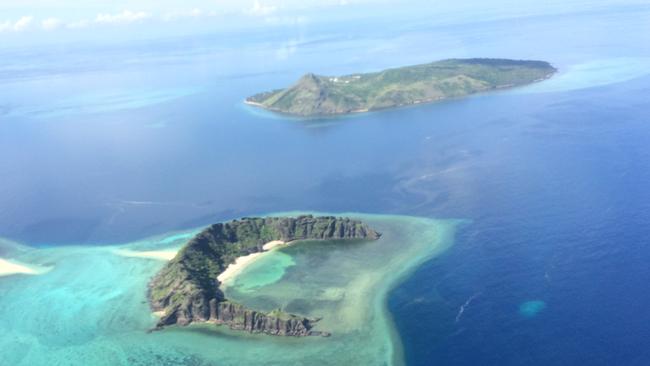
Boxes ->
[148,215,380,336]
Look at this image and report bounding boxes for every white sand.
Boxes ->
[217,252,263,283]
[0,258,44,277]
[114,249,178,261]
[218,240,288,284]
[262,240,286,251]
[114,241,287,285]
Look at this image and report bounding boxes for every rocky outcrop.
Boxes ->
[148,215,380,336]
[211,301,321,336]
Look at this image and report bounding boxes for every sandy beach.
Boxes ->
[0,258,44,277]
[114,249,179,261]
[115,241,288,284]
[243,99,265,107]
[217,252,263,283]
[262,240,286,251]
[217,240,288,284]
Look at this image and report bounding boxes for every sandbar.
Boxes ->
[114,249,178,261]
[0,258,46,277]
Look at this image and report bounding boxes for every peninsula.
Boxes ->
[148,215,381,336]
[246,58,556,116]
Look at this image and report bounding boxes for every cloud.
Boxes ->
[249,1,277,16]
[162,8,211,22]
[0,0,364,36]
[189,8,203,17]
[41,17,63,31]
[1,7,216,34]
[95,10,150,25]
[264,15,310,26]
[66,10,153,29]
[66,20,90,29]
[0,16,34,33]
[13,16,33,31]
[275,38,299,60]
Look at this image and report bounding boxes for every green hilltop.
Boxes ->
[246,58,556,116]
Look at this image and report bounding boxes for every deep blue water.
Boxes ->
[1,2,650,365]
[389,75,650,365]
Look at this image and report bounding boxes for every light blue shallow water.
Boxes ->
[0,214,460,366]
[0,1,649,365]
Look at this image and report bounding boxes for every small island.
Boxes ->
[148,215,381,336]
[246,58,556,116]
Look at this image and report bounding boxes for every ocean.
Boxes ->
[1,1,650,365]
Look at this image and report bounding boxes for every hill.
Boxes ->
[246,58,556,116]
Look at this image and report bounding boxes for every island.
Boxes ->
[245,58,556,116]
[148,215,381,336]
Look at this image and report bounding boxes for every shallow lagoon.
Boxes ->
[0,213,461,365]
[0,2,649,365]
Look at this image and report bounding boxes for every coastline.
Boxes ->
[217,240,287,284]
[243,99,265,108]
[220,212,464,366]
[243,62,557,118]
[0,212,462,365]
[242,85,508,117]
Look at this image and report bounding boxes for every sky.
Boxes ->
[0,0,369,37]
[1,0,646,46]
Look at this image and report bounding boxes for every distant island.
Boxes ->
[245,58,556,116]
[148,215,380,336]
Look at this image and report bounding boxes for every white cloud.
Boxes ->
[275,38,299,60]
[189,8,203,17]
[162,8,209,22]
[95,10,150,25]
[249,1,277,16]
[264,15,310,26]
[0,16,34,33]
[66,20,90,29]
[13,16,34,31]
[41,17,63,31]
[0,0,369,36]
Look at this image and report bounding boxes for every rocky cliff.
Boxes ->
[211,301,322,336]
[148,215,380,336]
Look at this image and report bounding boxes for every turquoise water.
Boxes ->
[225,251,296,293]
[1,1,649,365]
[519,57,650,94]
[519,301,547,318]
[0,213,461,365]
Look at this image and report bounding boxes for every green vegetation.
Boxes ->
[148,215,380,336]
[246,58,556,116]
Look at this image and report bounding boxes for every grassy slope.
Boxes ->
[247,58,556,116]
